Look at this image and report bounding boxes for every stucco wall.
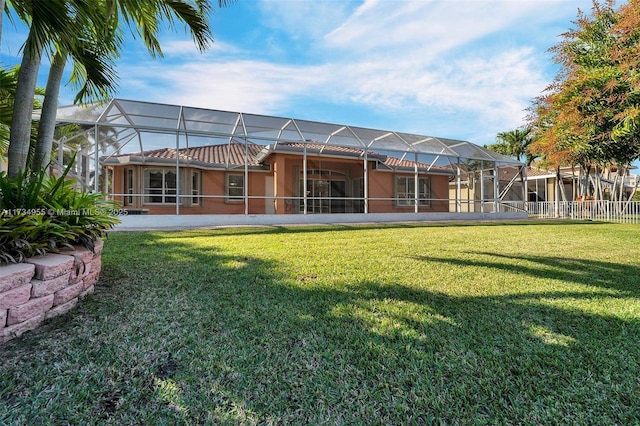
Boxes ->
[368,172,450,213]
[110,166,269,215]
[107,157,452,215]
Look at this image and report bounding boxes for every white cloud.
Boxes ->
[258,0,359,40]
[116,43,543,133]
[324,0,538,57]
[0,0,598,150]
[317,0,590,136]
[155,38,236,58]
[117,60,331,114]
[103,0,592,145]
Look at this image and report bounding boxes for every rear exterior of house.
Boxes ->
[105,142,452,215]
[43,99,528,223]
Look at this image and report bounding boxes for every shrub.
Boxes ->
[0,165,120,264]
[0,213,75,263]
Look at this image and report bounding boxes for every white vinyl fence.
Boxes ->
[526,201,640,224]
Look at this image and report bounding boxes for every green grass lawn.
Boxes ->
[1,221,640,425]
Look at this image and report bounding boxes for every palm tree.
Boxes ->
[1,65,46,170]
[0,0,5,45]
[6,0,76,177]
[492,127,536,166]
[7,0,227,177]
[32,2,121,170]
[0,66,17,163]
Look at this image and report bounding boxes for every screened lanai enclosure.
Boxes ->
[39,99,527,226]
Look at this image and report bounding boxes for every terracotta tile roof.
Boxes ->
[499,165,558,181]
[178,143,263,165]
[110,142,263,166]
[276,142,373,157]
[106,141,450,173]
[526,167,557,178]
[263,142,451,173]
[382,156,449,172]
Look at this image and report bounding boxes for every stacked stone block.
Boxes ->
[0,240,103,345]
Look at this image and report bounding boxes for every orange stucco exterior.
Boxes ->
[107,152,451,215]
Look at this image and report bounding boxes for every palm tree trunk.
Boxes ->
[33,50,67,171]
[7,29,42,177]
[0,0,5,46]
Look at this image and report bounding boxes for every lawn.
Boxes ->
[1,221,639,425]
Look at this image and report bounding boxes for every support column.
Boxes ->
[244,137,249,215]
[303,144,308,215]
[479,162,485,213]
[414,153,419,213]
[175,130,180,216]
[456,158,461,213]
[363,151,369,214]
[493,162,499,213]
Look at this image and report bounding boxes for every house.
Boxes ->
[35,98,526,221]
[102,141,453,215]
[494,164,639,203]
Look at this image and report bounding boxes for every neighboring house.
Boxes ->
[446,163,529,212]
[102,142,453,215]
[496,164,639,203]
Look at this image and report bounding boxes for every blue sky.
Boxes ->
[1,0,599,150]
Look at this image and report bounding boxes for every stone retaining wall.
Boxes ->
[0,240,103,345]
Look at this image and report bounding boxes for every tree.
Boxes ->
[607,0,640,163]
[1,65,45,169]
[6,0,227,177]
[528,0,640,202]
[0,66,17,163]
[6,0,78,177]
[31,2,121,171]
[0,0,5,45]
[529,0,640,180]
[488,127,535,166]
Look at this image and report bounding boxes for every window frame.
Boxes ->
[226,173,245,203]
[124,168,135,206]
[142,168,183,205]
[298,169,348,214]
[191,170,202,206]
[395,175,432,207]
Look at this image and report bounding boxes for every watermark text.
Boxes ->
[1,208,128,217]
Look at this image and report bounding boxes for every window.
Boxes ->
[298,169,347,213]
[396,176,432,206]
[144,169,181,204]
[124,168,134,205]
[352,178,364,213]
[226,173,244,202]
[191,170,201,206]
